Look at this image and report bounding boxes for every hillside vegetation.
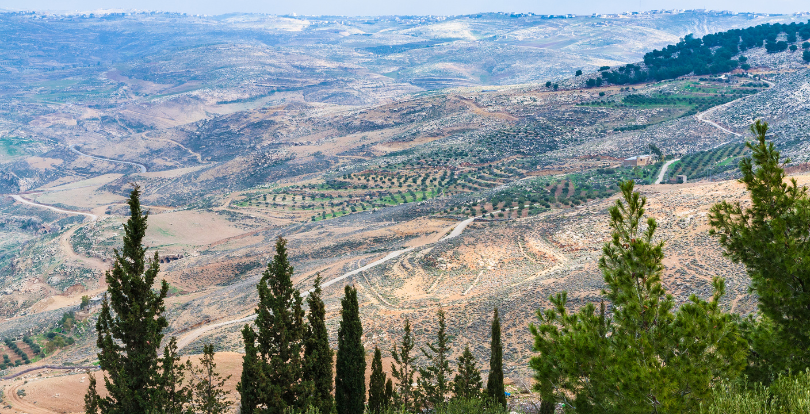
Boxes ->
[600,20,810,84]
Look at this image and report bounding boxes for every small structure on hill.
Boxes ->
[623,155,653,167]
[677,175,688,184]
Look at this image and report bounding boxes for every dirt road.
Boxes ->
[175,216,477,351]
[10,194,97,221]
[69,146,147,173]
[654,158,681,184]
[695,93,746,137]
[59,225,108,271]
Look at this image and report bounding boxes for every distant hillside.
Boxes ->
[599,21,810,84]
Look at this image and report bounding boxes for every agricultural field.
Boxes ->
[663,143,749,182]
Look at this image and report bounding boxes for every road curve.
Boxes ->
[443,216,476,240]
[695,95,744,137]
[175,217,477,351]
[70,146,147,173]
[10,194,98,221]
[654,158,681,185]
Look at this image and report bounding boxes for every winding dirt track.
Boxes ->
[10,194,97,221]
[69,146,147,173]
[59,225,108,271]
[174,216,477,351]
[142,132,206,164]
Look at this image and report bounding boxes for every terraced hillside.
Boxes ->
[1,10,810,397]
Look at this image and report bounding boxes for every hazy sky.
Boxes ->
[1,0,808,16]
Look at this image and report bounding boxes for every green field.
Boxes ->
[665,142,747,182]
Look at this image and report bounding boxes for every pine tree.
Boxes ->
[368,347,389,413]
[304,276,334,414]
[158,337,191,414]
[391,319,417,411]
[257,236,310,412]
[530,180,748,413]
[710,120,810,383]
[486,308,506,409]
[188,344,232,414]
[335,285,365,414]
[236,325,263,414]
[86,185,171,414]
[452,346,482,401]
[417,309,452,409]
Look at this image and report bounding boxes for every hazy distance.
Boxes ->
[3,0,809,16]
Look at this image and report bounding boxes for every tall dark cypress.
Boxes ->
[237,326,264,414]
[368,347,388,413]
[304,276,334,414]
[335,285,366,414]
[252,236,310,413]
[86,185,170,414]
[486,308,506,408]
[385,379,394,405]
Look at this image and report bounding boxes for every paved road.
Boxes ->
[10,194,98,221]
[70,146,147,173]
[443,216,475,239]
[654,158,681,184]
[175,216,478,351]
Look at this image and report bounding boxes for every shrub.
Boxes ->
[376,398,510,414]
[700,369,810,413]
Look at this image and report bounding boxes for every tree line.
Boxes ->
[594,21,810,85]
[83,121,809,413]
[83,187,509,414]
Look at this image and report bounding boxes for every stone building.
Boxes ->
[622,154,653,167]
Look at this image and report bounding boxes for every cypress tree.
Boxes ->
[188,344,232,414]
[243,236,310,413]
[384,379,394,405]
[486,308,506,408]
[417,309,452,409]
[335,285,365,414]
[304,276,334,414]
[710,120,810,383]
[158,337,191,414]
[391,319,417,411]
[85,375,100,414]
[236,326,263,414]
[452,346,482,401]
[86,185,170,414]
[368,347,388,413]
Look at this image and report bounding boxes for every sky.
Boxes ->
[1,0,808,16]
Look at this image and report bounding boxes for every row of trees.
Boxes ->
[237,235,510,413]
[530,121,810,412]
[84,186,510,414]
[2,338,29,367]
